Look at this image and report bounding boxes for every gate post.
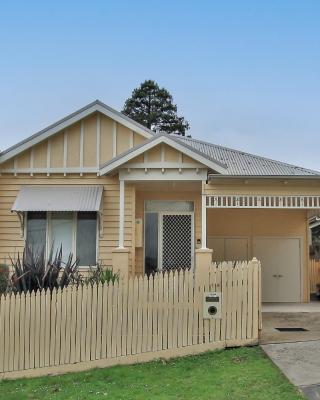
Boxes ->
[250,257,262,331]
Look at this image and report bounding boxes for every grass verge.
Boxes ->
[0,346,303,400]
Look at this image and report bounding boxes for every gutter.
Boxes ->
[208,174,320,181]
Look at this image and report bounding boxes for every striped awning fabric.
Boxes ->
[12,185,103,212]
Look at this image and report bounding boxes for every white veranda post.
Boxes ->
[118,179,125,249]
[201,192,207,249]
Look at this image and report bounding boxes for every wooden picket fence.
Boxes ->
[0,259,261,379]
[309,258,320,293]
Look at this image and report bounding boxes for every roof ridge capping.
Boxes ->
[0,100,154,163]
[172,134,320,176]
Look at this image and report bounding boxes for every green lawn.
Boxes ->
[0,346,303,400]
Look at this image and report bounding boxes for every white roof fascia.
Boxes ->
[0,101,153,164]
[208,174,320,180]
[99,135,228,175]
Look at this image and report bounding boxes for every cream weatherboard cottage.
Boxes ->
[0,100,320,303]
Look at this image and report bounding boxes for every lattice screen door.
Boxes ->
[160,213,193,270]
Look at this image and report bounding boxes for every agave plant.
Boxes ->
[10,242,81,293]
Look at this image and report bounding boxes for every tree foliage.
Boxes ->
[122,80,189,135]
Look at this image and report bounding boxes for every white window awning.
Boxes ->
[12,186,103,212]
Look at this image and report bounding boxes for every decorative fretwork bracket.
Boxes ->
[98,210,103,238]
[15,211,25,238]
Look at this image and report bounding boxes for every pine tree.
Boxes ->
[122,80,189,135]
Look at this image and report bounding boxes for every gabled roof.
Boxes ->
[0,100,154,163]
[1,99,319,177]
[174,135,320,176]
[99,133,228,175]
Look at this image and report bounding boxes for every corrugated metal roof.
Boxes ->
[174,135,320,176]
[12,186,103,212]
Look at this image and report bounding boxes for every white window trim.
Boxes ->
[25,211,99,268]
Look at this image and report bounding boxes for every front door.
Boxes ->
[160,213,193,271]
[144,201,194,274]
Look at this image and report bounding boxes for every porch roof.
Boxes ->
[99,133,228,176]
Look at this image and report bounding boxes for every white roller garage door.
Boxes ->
[253,237,301,303]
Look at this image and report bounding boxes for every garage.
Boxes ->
[253,237,301,303]
[208,236,302,303]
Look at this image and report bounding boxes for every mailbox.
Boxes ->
[203,292,221,319]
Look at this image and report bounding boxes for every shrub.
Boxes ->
[10,242,81,293]
[0,264,9,294]
[85,263,119,286]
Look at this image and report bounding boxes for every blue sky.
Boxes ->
[0,1,319,169]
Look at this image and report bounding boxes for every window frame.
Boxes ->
[25,211,99,268]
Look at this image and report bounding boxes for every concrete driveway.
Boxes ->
[262,341,320,399]
[261,303,320,399]
[260,312,320,344]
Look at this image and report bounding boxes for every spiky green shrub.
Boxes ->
[10,243,81,293]
[0,264,9,294]
[85,263,119,285]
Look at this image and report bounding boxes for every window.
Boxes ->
[76,212,97,266]
[26,211,97,267]
[145,213,158,275]
[26,212,46,252]
[50,212,74,264]
[145,200,194,213]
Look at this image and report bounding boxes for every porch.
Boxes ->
[97,134,320,304]
[110,176,320,306]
